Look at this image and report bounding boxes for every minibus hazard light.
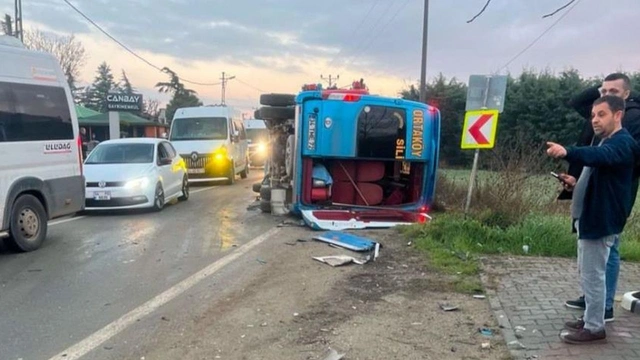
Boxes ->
[322,93,362,102]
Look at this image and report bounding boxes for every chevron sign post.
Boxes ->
[461,109,499,149]
[462,75,507,214]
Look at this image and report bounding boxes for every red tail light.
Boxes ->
[418,213,431,224]
[77,135,83,176]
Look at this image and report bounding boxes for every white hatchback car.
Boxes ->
[83,138,189,211]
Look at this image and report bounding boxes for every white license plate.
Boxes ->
[93,191,111,200]
[188,168,205,174]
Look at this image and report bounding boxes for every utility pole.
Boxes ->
[320,74,339,88]
[14,0,23,42]
[419,0,430,103]
[220,71,235,105]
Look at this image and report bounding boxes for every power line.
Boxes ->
[61,0,221,86]
[235,78,266,93]
[341,0,412,69]
[467,0,492,23]
[496,0,582,74]
[333,1,396,69]
[542,0,576,18]
[326,0,381,68]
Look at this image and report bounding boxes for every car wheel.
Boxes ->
[153,183,165,211]
[224,161,235,185]
[178,175,189,201]
[7,194,48,252]
[240,159,249,179]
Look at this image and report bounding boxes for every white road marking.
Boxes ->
[48,226,282,360]
[190,186,215,194]
[49,216,86,226]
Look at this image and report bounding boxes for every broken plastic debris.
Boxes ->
[479,328,493,337]
[473,294,486,299]
[321,348,345,360]
[514,326,526,332]
[481,342,491,349]
[439,303,459,312]
[313,231,376,252]
[313,255,369,267]
[508,340,526,350]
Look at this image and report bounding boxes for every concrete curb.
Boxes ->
[479,263,531,360]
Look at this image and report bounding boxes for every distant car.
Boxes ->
[244,118,269,167]
[83,138,189,211]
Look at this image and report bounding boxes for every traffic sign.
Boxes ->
[465,75,507,113]
[461,109,499,149]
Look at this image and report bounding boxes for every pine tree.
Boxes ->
[83,62,117,112]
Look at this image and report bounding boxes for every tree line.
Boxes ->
[400,70,640,168]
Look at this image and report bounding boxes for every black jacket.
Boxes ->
[565,128,637,239]
[559,86,640,206]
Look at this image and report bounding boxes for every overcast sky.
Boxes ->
[2,0,639,114]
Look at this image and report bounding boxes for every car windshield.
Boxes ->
[85,143,154,164]
[170,117,228,141]
[246,128,268,144]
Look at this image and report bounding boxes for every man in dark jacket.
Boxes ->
[559,73,640,321]
[547,95,637,344]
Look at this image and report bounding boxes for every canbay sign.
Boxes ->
[106,93,143,111]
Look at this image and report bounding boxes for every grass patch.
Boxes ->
[401,224,483,294]
[405,139,640,294]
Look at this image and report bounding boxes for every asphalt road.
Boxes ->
[0,171,279,360]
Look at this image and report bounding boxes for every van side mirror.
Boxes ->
[231,131,240,142]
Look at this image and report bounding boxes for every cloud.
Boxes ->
[2,0,639,113]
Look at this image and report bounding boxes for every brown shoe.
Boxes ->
[561,328,606,344]
[564,318,585,331]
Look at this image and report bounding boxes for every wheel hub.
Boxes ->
[18,208,39,238]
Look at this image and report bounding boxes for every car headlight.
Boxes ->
[214,146,227,161]
[124,177,150,190]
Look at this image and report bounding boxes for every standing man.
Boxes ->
[547,95,638,344]
[560,73,640,321]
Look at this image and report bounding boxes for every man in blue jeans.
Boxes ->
[549,95,638,343]
[558,73,640,322]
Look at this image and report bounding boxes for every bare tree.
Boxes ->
[467,0,577,23]
[22,28,88,90]
[142,98,161,121]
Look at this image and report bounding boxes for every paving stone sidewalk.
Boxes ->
[480,255,640,360]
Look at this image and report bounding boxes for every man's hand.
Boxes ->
[546,142,567,158]
[558,173,576,192]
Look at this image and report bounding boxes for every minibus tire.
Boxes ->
[260,186,271,213]
[8,194,47,252]
[260,93,295,107]
[258,106,294,120]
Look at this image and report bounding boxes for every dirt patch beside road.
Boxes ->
[141,226,510,360]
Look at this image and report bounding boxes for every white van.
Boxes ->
[0,36,84,252]
[169,105,249,184]
[244,118,269,167]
